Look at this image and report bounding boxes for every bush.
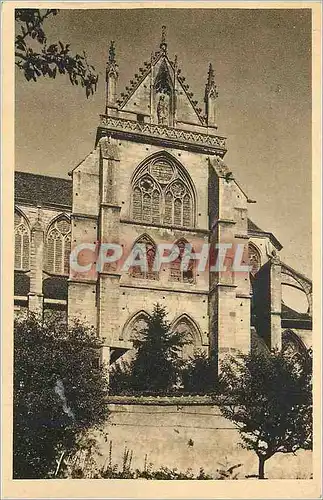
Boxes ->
[181,350,217,394]
[109,360,134,395]
[71,441,242,480]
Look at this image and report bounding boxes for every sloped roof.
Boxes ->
[247,218,283,251]
[281,303,311,321]
[247,219,264,233]
[15,171,72,209]
[115,31,206,126]
[281,302,312,330]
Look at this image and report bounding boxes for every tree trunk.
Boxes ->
[258,456,266,479]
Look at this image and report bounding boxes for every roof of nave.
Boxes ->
[281,302,311,321]
[15,171,72,209]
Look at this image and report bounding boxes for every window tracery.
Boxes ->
[14,211,30,270]
[169,239,194,284]
[131,155,194,228]
[172,315,202,358]
[131,235,158,281]
[248,242,261,275]
[282,330,308,373]
[46,217,71,275]
[124,313,149,342]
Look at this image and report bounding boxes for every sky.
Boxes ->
[15,8,312,277]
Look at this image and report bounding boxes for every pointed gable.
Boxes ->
[101,28,227,158]
[115,27,205,127]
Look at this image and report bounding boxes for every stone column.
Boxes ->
[97,137,122,366]
[269,256,282,350]
[28,219,44,314]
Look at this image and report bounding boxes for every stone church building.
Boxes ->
[14,30,312,369]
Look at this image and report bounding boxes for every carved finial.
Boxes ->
[160,25,167,53]
[106,40,118,112]
[109,41,116,63]
[207,63,215,86]
[204,63,218,128]
[205,63,218,101]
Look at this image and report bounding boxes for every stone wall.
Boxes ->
[94,402,312,480]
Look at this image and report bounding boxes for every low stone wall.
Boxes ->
[94,400,312,479]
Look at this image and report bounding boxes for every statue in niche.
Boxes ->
[157,93,170,126]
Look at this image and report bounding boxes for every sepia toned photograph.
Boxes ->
[2,2,322,498]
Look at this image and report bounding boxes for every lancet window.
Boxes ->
[130,234,158,281]
[46,217,71,275]
[14,210,30,270]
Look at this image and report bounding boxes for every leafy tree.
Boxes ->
[218,349,312,479]
[13,313,109,479]
[15,9,98,97]
[131,303,187,393]
[109,359,134,396]
[182,349,217,395]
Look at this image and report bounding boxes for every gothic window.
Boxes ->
[46,217,71,275]
[132,176,161,224]
[165,180,192,227]
[172,315,202,359]
[121,311,150,342]
[130,235,158,281]
[282,330,308,373]
[169,239,194,284]
[131,155,194,228]
[248,242,261,275]
[14,210,30,270]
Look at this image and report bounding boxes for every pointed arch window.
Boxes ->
[169,239,194,284]
[131,155,194,228]
[121,311,150,342]
[132,176,161,224]
[165,181,192,227]
[130,235,158,281]
[14,210,30,270]
[46,217,71,275]
[172,315,202,359]
[282,330,309,373]
[248,242,261,275]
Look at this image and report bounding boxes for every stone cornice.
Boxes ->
[120,218,210,235]
[97,116,227,155]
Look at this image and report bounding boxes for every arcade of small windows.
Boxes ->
[130,235,194,284]
[131,155,194,228]
[46,217,71,275]
[14,211,30,271]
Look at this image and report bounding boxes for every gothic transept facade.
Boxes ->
[14,29,312,369]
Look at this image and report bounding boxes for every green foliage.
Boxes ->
[109,360,134,396]
[218,349,312,479]
[109,306,219,396]
[75,441,242,480]
[15,9,98,96]
[181,349,217,394]
[13,314,109,478]
[130,303,187,393]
